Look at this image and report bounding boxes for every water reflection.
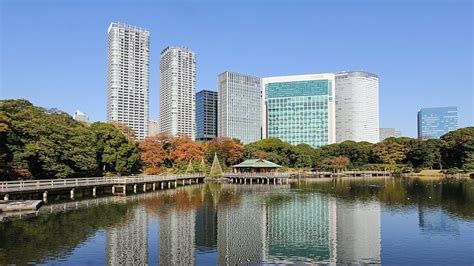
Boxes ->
[1,178,472,265]
[106,206,148,265]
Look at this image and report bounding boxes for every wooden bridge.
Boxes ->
[0,174,205,202]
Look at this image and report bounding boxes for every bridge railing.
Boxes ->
[0,174,203,193]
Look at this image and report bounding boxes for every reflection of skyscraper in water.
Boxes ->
[265,194,337,263]
[158,209,196,265]
[106,206,148,265]
[418,208,459,235]
[217,195,266,264]
[195,203,218,251]
[335,200,381,264]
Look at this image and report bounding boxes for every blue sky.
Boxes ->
[1,0,472,137]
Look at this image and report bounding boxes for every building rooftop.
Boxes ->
[232,159,282,168]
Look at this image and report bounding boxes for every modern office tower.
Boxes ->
[73,110,89,124]
[379,128,402,141]
[159,208,196,265]
[196,90,218,141]
[417,107,458,139]
[106,206,148,265]
[148,120,160,137]
[218,71,261,144]
[107,22,150,140]
[159,46,196,140]
[335,200,381,264]
[262,73,336,148]
[335,71,379,143]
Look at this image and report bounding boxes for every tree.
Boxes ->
[244,138,297,167]
[331,156,351,170]
[373,140,407,165]
[406,139,444,169]
[441,127,474,170]
[90,122,140,175]
[170,139,205,163]
[139,136,167,171]
[209,153,223,177]
[207,137,244,167]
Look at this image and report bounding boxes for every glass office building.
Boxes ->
[417,107,458,139]
[218,71,261,144]
[196,90,218,141]
[262,74,336,148]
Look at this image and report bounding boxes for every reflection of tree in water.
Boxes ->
[140,184,243,215]
[0,202,135,265]
[295,178,474,220]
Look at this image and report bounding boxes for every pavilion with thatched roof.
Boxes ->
[231,159,282,173]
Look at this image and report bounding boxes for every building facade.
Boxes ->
[148,120,160,137]
[262,73,336,148]
[218,71,261,144]
[160,47,196,140]
[73,110,89,124]
[196,90,218,141]
[335,71,379,143]
[417,107,458,139]
[107,22,150,140]
[379,128,402,141]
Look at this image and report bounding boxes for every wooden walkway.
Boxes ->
[0,174,205,201]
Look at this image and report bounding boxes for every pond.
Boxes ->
[0,177,473,264]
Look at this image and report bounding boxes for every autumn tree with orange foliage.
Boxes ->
[206,137,244,167]
[139,135,168,174]
[170,140,206,163]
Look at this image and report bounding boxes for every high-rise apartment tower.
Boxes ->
[107,22,150,140]
[159,47,196,140]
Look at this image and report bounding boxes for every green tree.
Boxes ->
[406,139,444,169]
[373,140,407,165]
[90,122,141,175]
[441,127,474,170]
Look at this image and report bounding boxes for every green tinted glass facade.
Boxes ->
[265,80,332,148]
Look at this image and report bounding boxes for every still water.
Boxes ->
[0,177,473,265]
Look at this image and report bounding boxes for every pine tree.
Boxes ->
[185,160,194,174]
[209,153,223,177]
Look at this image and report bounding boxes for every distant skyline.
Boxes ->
[1,0,472,137]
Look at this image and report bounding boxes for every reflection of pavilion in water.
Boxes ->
[105,206,148,265]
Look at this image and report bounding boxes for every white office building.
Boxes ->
[335,71,379,143]
[159,47,196,140]
[107,22,149,140]
[73,110,89,124]
[262,73,336,148]
[218,71,261,144]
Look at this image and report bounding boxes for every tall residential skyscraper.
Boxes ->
[262,73,336,148]
[160,47,196,140]
[379,128,402,141]
[417,106,458,139]
[218,71,261,144]
[196,90,217,141]
[107,22,150,140]
[335,71,379,143]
